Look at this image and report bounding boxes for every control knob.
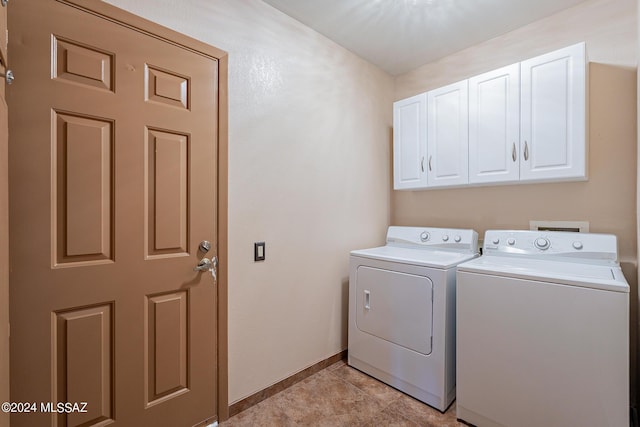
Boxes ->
[420,231,430,242]
[507,238,516,246]
[442,234,449,242]
[534,237,550,250]
[454,235,461,243]
[573,241,583,250]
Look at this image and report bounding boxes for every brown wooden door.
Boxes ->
[0,1,9,426]
[9,1,219,426]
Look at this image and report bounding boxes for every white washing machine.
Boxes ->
[456,230,629,427]
[348,226,478,411]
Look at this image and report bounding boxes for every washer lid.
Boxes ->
[457,256,629,293]
[351,245,478,269]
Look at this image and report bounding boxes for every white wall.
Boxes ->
[102,0,393,404]
[396,0,636,100]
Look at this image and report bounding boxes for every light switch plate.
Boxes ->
[254,242,265,261]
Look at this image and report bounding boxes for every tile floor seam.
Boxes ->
[325,366,421,426]
[325,370,380,406]
[326,366,403,411]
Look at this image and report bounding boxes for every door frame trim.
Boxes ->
[57,0,230,421]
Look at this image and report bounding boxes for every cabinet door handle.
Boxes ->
[428,155,432,171]
[523,141,529,161]
[421,156,425,172]
[511,142,517,162]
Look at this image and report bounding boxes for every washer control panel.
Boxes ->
[483,230,618,262]
[386,226,479,253]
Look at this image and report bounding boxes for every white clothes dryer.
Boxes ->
[456,230,629,427]
[348,226,478,411]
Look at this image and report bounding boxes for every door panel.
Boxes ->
[54,303,114,426]
[53,36,114,91]
[426,80,469,187]
[393,93,428,190]
[9,1,219,425]
[520,43,586,181]
[146,65,189,109]
[146,291,189,406]
[54,112,114,265]
[469,63,520,184]
[146,129,189,257]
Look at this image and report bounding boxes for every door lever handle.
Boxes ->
[0,69,14,85]
[194,258,212,272]
[194,256,218,282]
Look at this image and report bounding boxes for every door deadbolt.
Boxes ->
[199,240,211,253]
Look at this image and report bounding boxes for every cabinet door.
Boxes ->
[427,81,468,187]
[393,93,428,190]
[520,43,586,182]
[469,64,520,184]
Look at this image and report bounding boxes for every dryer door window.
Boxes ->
[355,266,433,355]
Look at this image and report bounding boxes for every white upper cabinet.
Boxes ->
[469,63,521,184]
[392,42,586,190]
[426,80,469,187]
[393,93,428,190]
[520,43,586,182]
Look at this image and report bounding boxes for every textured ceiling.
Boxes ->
[262,0,590,75]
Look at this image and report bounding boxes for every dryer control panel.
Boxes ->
[386,226,478,253]
[483,230,618,263]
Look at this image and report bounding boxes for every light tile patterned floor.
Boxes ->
[221,360,464,426]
